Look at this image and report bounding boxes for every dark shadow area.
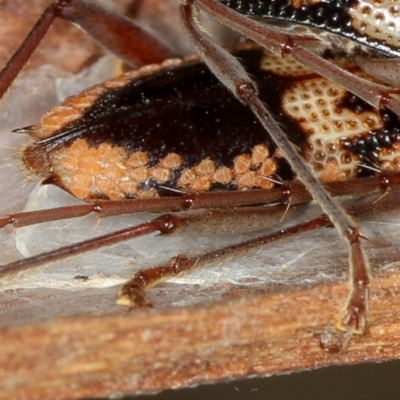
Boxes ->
[109,360,400,400]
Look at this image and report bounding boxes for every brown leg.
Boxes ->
[0,203,310,280]
[0,0,176,101]
[179,0,380,348]
[119,185,400,351]
[118,215,331,307]
[0,172,397,230]
[191,0,400,115]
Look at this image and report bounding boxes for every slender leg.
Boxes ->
[0,204,306,281]
[192,0,400,115]
[355,55,400,87]
[57,0,176,66]
[0,0,176,100]
[118,215,331,307]
[180,1,373,345]
[1,174,397,229]
[120,186,400,352]
[0,172,398,353]
[0,213,180,280]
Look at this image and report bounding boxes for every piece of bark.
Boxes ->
[1,270,400,400]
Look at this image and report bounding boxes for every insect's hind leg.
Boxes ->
[180,0,371,348]
[118,214,331,308]
[0,202,310,291]
[120,181,400,351]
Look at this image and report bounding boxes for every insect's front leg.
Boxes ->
[180,0,371,350]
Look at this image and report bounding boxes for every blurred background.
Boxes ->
[121,360,400,400]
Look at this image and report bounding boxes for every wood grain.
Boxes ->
[1,2,400,399]
[1,269,400,400]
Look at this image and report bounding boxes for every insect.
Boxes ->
[1,0,400,355]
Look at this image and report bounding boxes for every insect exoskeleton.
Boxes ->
[2,0,400,354]
[21,46,400,201]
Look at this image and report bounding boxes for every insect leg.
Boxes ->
[0,0,176,100]
[192,0,400,116]
[0,173,397,230]
[180,1,371,341]
[355,55,400,87]
[119,182,400,310]
[118,215,331,308]
[0,204,306,282]
[0,213,181,281]
[56,0,176,66]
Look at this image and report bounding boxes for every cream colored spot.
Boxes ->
[65,93,99,111]
[282,74,382,180]
[178,168,197,186]
[260,52,311,77]
[160,153,183,169]
[251,144,270,166]
[161,58,185,68]
[212,167,233,184]
[255,176,274,190]
[136,189,159,199]
[128,167,149,183]
[350,0,400,48]
[195,158,216,176]
[150,167,171,183]
[119,180,139,195]
[236,171,256,188]
[258,158,278,177]
[96,178,125,200]
[126,151,149,167]
[190,177,211,191]
[68,174,92,200]
[234,154,252,175]
[319,160,344,182]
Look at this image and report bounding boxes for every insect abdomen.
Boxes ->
[22,46,400,200]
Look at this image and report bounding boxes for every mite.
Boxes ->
[1,0,400,352]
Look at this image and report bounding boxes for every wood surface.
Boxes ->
[1,269,400,400]
[1,1,400,400]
